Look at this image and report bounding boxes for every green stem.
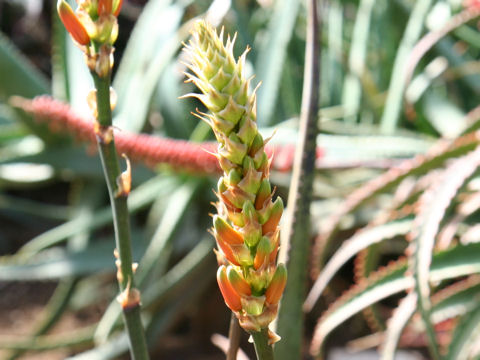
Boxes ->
[251,329,275,360]
[227,314,241,360]
[92,73,150,360]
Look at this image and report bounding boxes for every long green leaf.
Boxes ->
[256,0,300,126]
[113,0,189,132]
[0,32,49,98]
[380,0,433,134]
[18,176,176,255]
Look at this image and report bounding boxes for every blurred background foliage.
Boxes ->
[1,0,480,359]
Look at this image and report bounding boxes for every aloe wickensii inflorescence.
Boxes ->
[183,20,287,345]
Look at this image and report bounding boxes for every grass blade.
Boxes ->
[256,0,300,126]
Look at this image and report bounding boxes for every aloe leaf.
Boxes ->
[446,304,480,360]
[112,0,190,133]
[0,32,59,142]
[256,0,300,126]
[380,293,417,360]
[275,0,320,357]
[411,146,480,359]
[432,277,480,324]
[342,0,375,123]
[66,332,128,360]
[0,326,94,351]
[305,219,412,311]
[84,238,215,360]
[380,0,433,134]
[310,242,480,355]
[0,31,49,98]
[0,231,146,280]
[136,179,200,285]
[312,131,480,277]
[51,4,69,101]
[93,179,201,342]
[0,194,71,221]
[18,176,176,255]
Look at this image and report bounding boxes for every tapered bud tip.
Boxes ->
[262,197,284,235]
[57,0,90,45]
[98,0,113,15]
[214,215,244,245]
[265,264,287,305]
[254,236,271,270]
[113,0,123,16]
[217,266,242,311]
[227,266,251,296]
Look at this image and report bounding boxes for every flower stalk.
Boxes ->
[57,1,149,359]
[183,21,287,359]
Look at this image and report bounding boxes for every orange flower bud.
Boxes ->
[113,0,124,16]
[216,237,240,266]
[98,0,113,15]
[269,232,280,264]
[265,264,287,305]
[227,266,251,296]
[255,179,271,210]
[262,197,283,235]
[57,0,90,46]
[254,236,271,270]
[214,215,244,245]
[217,266,242,311]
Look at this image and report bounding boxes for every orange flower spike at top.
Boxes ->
[57,0,90,45]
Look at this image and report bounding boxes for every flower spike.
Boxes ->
[183,20,287,340]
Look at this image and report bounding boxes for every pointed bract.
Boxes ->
[57,0,90,45]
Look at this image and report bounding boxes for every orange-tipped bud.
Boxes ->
[265,264,287,305]
[269,232,280,264]
[214,215,244,245]
[227,266,251,296]
[217,266,242,311]
[113,0,123,16]
[57,0,90,45]
[98,0,113,15]
[255,179,271,210]
[262,197,283,235]
[254,236,271,270]
[216,237,240,266]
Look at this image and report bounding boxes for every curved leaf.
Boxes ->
[305,219,412,311]
[310,242,480,356]
[411,146,480,358]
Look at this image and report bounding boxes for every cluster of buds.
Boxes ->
[57,0,123,77]
[183,21,287,341]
